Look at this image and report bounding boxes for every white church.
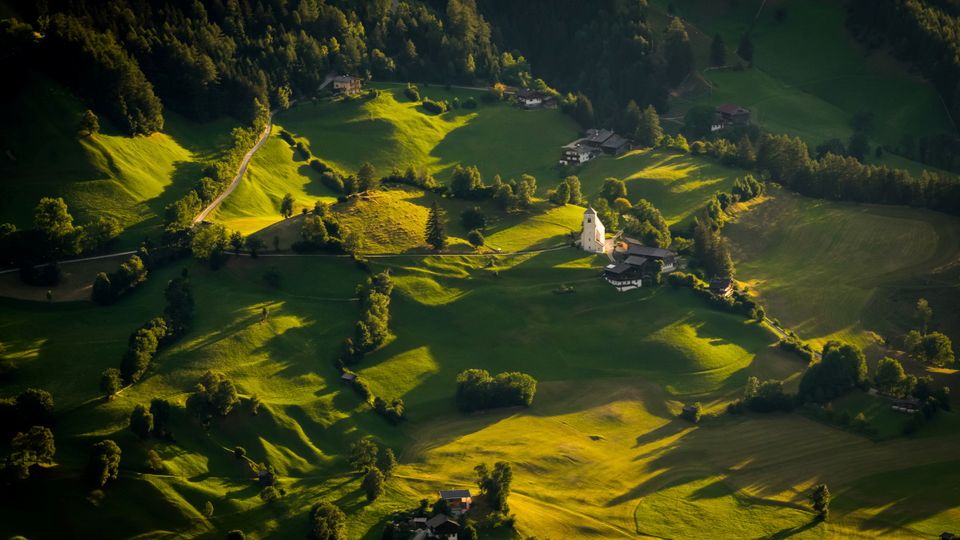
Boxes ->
[580,207,606,253]
[580,207,679,292]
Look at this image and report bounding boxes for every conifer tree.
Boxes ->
[425,201,447,250]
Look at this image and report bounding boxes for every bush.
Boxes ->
[373,396,405,424]
[320,171,345,193]
[421,98,447,114]
[467,229,485,247]
[463,96,479,109]
[404,84,420,102]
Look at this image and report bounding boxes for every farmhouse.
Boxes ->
[712,103,751,132]
[332,75,362,96]
[709,277,734,297]
[438,489,473,515]
[599,236,680,292]
[514,88,556,109]
[580,207,606,254]
[559,128,630,165]
[615,238,678,272]
[604,262,644,292]
[425,513,460,539]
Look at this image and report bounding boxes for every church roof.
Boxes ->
[585,207,597,215]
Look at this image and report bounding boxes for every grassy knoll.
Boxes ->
[725,185,960,350]
[246,186,585,255]
[577,148,744,226]
[0,76,238,247]
[658,0,955,165]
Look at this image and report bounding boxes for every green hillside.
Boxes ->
[0,76,237,247]
[213,84,581,234]
[726,186,960,350]
[660,0,955,163]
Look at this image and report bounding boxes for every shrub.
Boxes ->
[404,84,420,102]
[421,97,448,114]
[463,96,479,109]
[467,229,485,247]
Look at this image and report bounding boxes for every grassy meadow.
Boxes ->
[0,76,238,247]
[2,210,958,538]
[726,185,960,351]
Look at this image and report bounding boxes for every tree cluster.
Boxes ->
[186,371,241,421]
[92,251,149,305]
[0,198,121,269]
[455,369,537,412]
[341,271,394,364]
[0,388,56,482]
[728,376,794,413]
[292,203,347,254]
[117,275,194,384]
[347,439,397,502]
[474,461,512,514]
[798,341,868,404]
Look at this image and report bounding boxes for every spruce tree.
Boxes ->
[425,201,447,250]
[710,33,727,66]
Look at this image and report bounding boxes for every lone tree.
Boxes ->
[87,439,122,488]
[737,32,754,62]
[710,33,727,66]
[425,201,447,250]
[810,483,830,521]
[280,193,295,218]
[309,501,347,540]
[128,404,154,439]
[100,368,122,399]
[357,162,378,192]
[8,426,56,479]
[362,467,385,501]
[915,298,933,334]
[377,447,397,478]
[79,109,100,137]
[349,439,379,473]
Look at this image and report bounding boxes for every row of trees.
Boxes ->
[111,274,194,387]
[92,249,150,304]
[342,271,394,364]
[455,369,537,412]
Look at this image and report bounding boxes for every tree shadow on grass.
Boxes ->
[769,518,820,539]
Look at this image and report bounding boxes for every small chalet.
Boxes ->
[333,75,362,96]
[709,277,734,297]
[514,88,556,109]
[340,372,357,382]
[712,103,750,132]
[426,513,460,539]
[601,238,679,292]
[560,139,599,166]
[438,489,472,515]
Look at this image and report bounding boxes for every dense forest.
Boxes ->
[478,0,677,120]
[2,0,526,132]
[1,0,681,134]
